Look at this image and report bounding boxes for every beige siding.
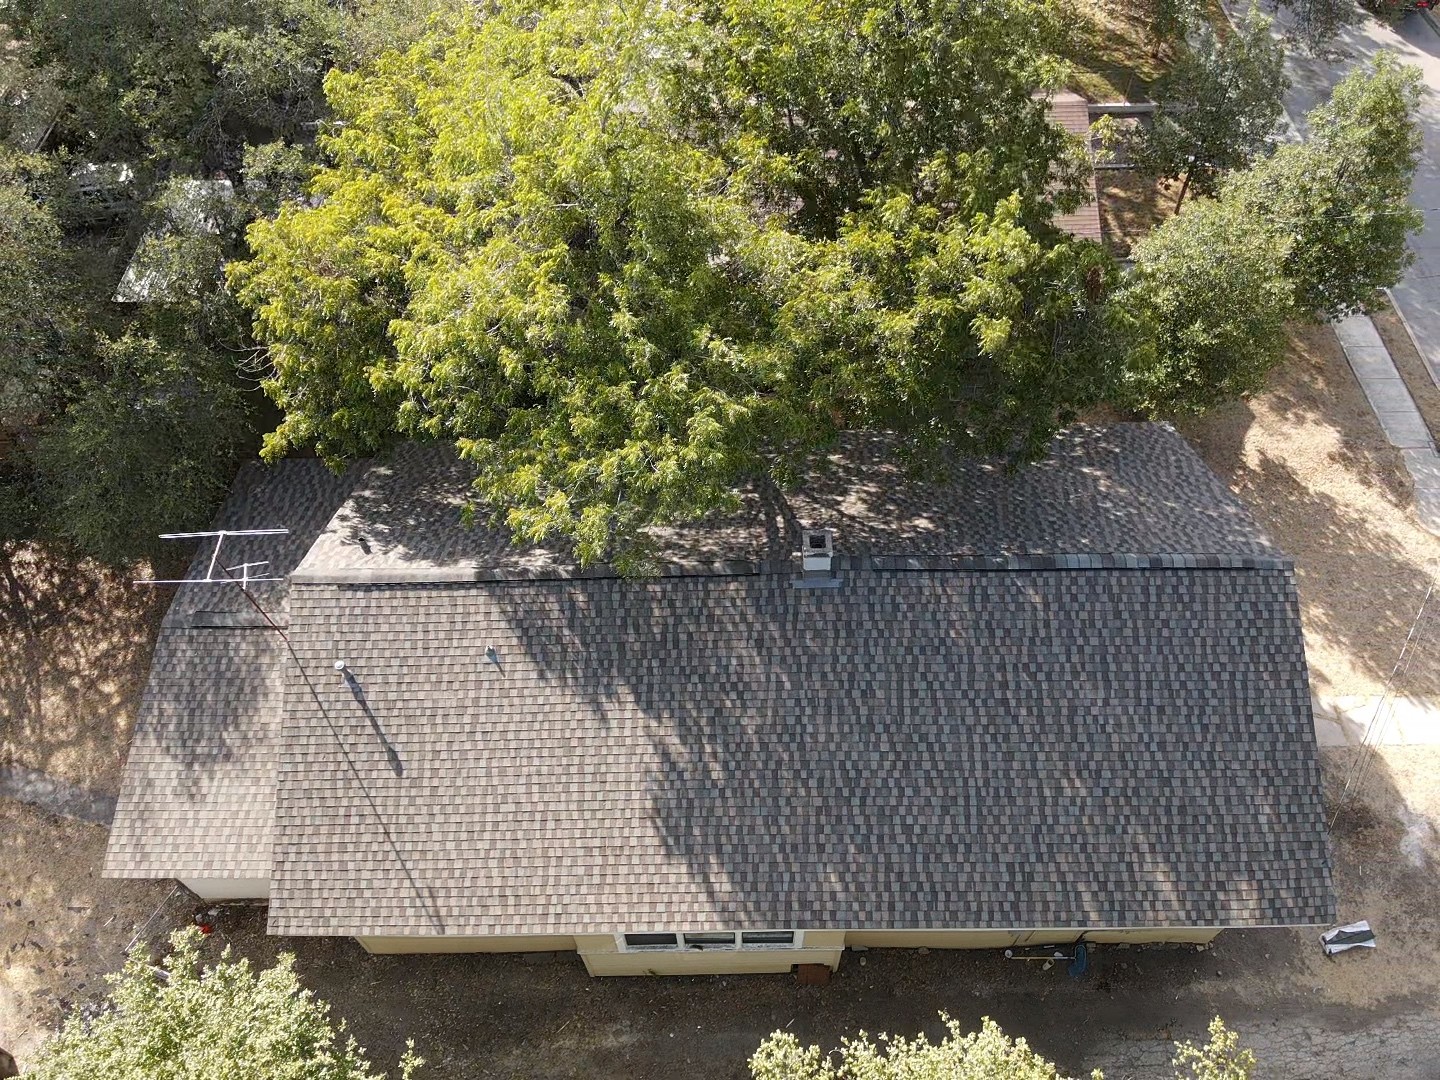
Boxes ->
[180,877,270,901]
[354,927,1219,964]
[357,934,576,955]
[575,931,845,976]
[580,944,842,977]
[1081,928,1220,944]
[846,930,1034,950]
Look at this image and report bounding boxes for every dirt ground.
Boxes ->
[5,324,1440,1076]
[0,545,172,794]
[1178,322,1440,698]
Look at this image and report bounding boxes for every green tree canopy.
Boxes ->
[1117,194,1293,414]
[1132,9,1288,204]
[6,0,455,167]
[0,0,458,565]
[749,1014,1256,1080]
[35,334,253,564]
[22,928,421,1080]
[233,0,1131,566]
[0,154,78,432]
[1224,55,1425,318]
[1278,0,1357,56]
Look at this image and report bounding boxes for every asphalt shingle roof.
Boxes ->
[295,424,1276,581]
[104,460,360,880]
[106,423,1334,937]
[268,566,1331,936]
[1049,91,1103,243]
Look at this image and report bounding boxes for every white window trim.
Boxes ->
[616,929,804,952]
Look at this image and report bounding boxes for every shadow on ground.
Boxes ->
[1181,324,1440,697]
[0,543,175,794]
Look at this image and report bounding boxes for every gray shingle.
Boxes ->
[295,424,1277,582]
[104,460,362,879]
[267,565,1332,936]
[106,425,1334,938]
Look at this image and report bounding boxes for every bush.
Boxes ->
[749,1014,1256,1080]
[22,928,421,1080]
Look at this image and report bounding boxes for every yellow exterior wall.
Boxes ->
[574,931,844,977]
[357,934,576,955]
[353,927,1219,965]
[846,930,1035,950]
[1081,928,1220,944]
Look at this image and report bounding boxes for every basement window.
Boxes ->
[622,932,679,950]
[618,930,802,952]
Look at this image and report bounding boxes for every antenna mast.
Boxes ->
[133,529,290,588]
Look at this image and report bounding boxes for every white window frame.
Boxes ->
[616,929,804,952]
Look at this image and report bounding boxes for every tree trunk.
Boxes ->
[1173,166,1193,213]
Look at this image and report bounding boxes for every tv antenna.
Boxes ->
[133,529,290,589]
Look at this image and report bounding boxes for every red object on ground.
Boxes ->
[196,922,214,935]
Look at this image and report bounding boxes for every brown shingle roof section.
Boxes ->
[296,424,1276,582]
[268,566,1332,937]
[1049,91,1104,243]
[104,460,361,880]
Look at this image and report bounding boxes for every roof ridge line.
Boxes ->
[288,551,1291,586]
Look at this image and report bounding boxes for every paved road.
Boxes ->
[1249,4,1440,384]
[1085,1011,1440,1080]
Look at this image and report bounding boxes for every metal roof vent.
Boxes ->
[795,527,840,589]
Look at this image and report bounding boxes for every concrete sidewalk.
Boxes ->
[1333,314,1440,532]
[1314,693,1440,746]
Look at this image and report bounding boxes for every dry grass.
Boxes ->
[1096,170,1178,258]
[1178,323,1440,697]
[1065,1,1170,102]
[1064,0,1230,102]
[0,544,173,794]
[0,802,177,1058]
[1373,302,1440,441]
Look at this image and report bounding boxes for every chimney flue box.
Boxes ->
[801,527,834,573]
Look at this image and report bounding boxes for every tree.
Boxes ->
[1131,10,1288,208]
[1174,1017,1258,1080]
[749,1014,1256,1080]
[233,0,1130,567]
[22,928,422,1080]
[1277,0,1357,55]
[1128,0,1205,58]
[34,334,254,564]
[6,0,457,168]
[1116,194,1293,414]
[1223,55,1424,319]
[751,1016,1101,1080]
[0,151,82,431]
[0,152,86,546]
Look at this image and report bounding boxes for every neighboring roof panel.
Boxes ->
[104,460,361,880]
[268,566,1333,937]
[296,424,1276,581]
[1049,91,1104,243]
